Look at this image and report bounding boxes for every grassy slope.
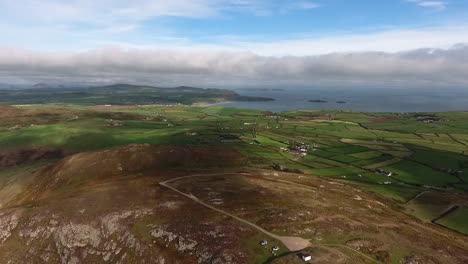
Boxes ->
[1,105,468,230]
[436,206,468,235]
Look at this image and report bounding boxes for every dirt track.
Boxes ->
[160,173,311,251]
[160,172,386,263]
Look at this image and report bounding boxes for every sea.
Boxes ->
[212,87,468,113]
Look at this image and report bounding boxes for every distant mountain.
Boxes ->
[0,83,21,90]
[32,83,49,88]
[240,88,285,92]
[0,83,274,105]
[32,83,67,89]
[309,99,328,103]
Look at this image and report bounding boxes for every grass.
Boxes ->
[243,233,288,264]
[358,183,422,202]
[383,160,460,186]
[2,104,468,212]
[2,104,468,263]
[435,206,468,235]
[350,151,385,159]
[0,161,51,207]
[255,135,288,149]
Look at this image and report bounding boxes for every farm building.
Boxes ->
[302,254,312,262]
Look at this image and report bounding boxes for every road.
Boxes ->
[160,173,311,251]
[159,172,382,263]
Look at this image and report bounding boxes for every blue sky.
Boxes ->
[0,0,467,86]
[0,0,467,54]
[163,1,464,39]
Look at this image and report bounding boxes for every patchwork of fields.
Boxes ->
[1,104,468,263]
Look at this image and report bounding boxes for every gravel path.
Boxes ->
[159,173,311,251]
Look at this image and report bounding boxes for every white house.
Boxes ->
[302,254,312,262]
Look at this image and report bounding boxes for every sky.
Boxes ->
[0,0,468,87]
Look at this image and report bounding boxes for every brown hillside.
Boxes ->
[13,144,243,204]
[0,147,67,169]
[0,105,24,118]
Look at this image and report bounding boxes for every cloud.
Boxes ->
[0,1,321,47]
[0,0,318,27]
[288,1,320,10]
[0,44,467,87]
[0,0,222,28]
[407,0,447,9]
[232,26,468,56]
[0,1,465,88]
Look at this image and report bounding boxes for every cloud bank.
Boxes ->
[0,44,467,87]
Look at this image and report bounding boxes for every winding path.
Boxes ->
[159,172,382,263]
[159,173,311,251]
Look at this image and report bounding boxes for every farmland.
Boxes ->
[0,104,468,263]
[436,206,468,235]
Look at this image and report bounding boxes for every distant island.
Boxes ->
[308,99,328,103]
[309,99,348,104]
[240,88,285,92]
[0,83,274,105]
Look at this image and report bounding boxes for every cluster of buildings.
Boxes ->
[415,114,440,123]
[259,240,312,262]
[373,168,394,177]
[285,141,317,155]
[105,119,123,127]
[260,240,280,253]
[442,168,464,176]
[287,141,311,153]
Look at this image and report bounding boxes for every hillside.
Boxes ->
[0,104,467,263]
[0,84,274,105]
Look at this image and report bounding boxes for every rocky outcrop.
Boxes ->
[0,210,21,244]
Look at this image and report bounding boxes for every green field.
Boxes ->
[3,106,468,190]
[2,104,468,228]
[436,207,468,235]
[1,103,468,264]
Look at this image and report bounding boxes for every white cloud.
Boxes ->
[289,1,320,10]
[407,0,447,9]
[0,44,467,87]
[0,0,318,27]
[0,0,222,28]
[0,1,466,88]
[231,26,468,56]
[0,0,321,49]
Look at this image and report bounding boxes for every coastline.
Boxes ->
[193,101,231,107]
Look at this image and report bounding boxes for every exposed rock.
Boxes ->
[0,210,21,244]
[400,255,439,264]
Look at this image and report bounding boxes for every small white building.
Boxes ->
[302,254,312,262]
[272,246,280,251]
[260,240,268,246]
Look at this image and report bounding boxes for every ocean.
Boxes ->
[213,87,468,113]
